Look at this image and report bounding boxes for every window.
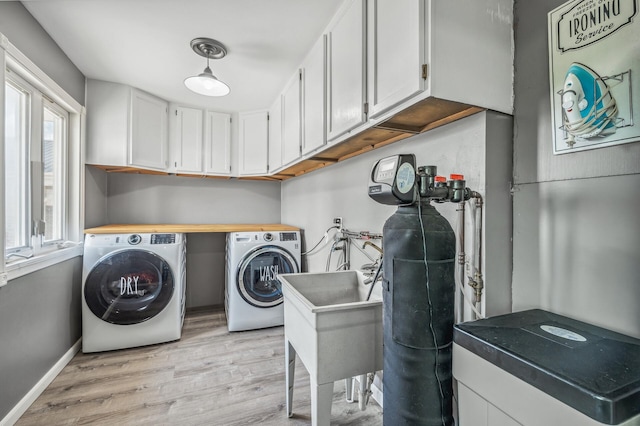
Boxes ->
[2,38,83,278]
[1,39,83,281]
[4,73,70,258]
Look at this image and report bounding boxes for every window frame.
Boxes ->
[1,34,85,284]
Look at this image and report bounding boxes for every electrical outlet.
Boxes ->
[0,272,8,288]
[333,217,343,230]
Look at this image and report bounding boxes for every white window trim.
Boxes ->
[1,32,85,286]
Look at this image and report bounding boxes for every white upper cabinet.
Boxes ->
[86,80,168,171]
[86,80,129,167]
[238,110,269,175]
[268,96,283,172]
[281,70,302,166]
[170,106,231,176]
[427,0,513,115]
[204,111,231,175]
[130,88,169,170]
[367,0,425,119]
[326,0,367,142]
[301,35,327,155]
[171,105,204,174]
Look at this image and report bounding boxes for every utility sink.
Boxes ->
[280,270,383,426]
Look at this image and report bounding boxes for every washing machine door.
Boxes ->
[84,249,175,325]
[237,245,299,308]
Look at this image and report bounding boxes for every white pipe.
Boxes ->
[455,202,465,324]
[473,195,484,318]
[345,378,354,403]
[460,197,485,321]
[457,270,484,319]
[463,199,475,322]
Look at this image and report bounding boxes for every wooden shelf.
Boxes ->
[275,97,483,179]
[87,97,484,181]
[84,223,300,234]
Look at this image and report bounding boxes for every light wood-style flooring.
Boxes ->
[17,307,383,425]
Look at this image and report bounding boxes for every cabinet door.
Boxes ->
[130,89,168,170]
[238,110,268,175]
[268,97,283,172]
[302,35,326,155]
[282,71,302,166]
[85,80,129,166]
[204,111,231,175]
[172,106,204,174]
[368,0,426,118]
[326,0,367,142]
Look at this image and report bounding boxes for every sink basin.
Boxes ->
[280,270,383,426]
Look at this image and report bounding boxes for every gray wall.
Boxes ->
[0,2,85,106]
[104,173,282,308]
[512,0,640,338]
[282,111,513,319]
[0,2,86,420]
[84,166,108,229]
[0,259,83,419]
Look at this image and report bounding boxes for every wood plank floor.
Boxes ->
[17,308,383,425]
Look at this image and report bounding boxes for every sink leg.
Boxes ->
[285,339,296,418]
[345,377,354,402]
[310,379,334,426]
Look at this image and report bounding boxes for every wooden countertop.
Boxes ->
[84,224,300,234]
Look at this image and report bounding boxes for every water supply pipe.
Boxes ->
[455,202,465,324]
[467,193,484,318]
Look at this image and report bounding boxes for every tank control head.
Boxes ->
[368,154,477,205]
[368,154,417,205]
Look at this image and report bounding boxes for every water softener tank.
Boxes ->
[382,200,456,425]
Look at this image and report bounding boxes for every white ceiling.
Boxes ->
[21,0,344,112]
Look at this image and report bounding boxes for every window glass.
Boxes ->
[42,104,66,243]
[4,82,30,251]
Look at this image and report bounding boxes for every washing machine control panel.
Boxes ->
[263,233,274,242]
[151,233,176,244]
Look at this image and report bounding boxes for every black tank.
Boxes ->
[382,200,456,425]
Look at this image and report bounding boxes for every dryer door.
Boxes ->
[84,249,175,325]
[237,245,299,308]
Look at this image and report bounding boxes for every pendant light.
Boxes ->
[184,38,230,97]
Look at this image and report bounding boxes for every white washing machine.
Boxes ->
[225,231,301,332]
[82,233,186,353]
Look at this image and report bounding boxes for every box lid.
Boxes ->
[454,309,640,425]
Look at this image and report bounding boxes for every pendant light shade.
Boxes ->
[185,38,230,97]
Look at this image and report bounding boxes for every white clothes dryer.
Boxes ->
[82,233,186,353]
[225,231,301,332]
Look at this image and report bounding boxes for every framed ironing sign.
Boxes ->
[548,0,639,154]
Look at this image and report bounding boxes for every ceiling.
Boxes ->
[21,0,344,112]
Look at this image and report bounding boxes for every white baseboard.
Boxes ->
[1,339,81,426]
